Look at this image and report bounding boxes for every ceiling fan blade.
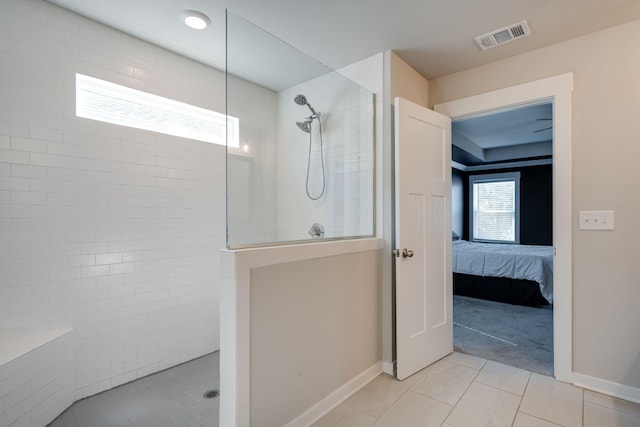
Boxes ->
[533,126,553,133]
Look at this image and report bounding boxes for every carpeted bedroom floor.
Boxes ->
[453,295,553,376]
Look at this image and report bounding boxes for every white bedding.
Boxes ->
[452,240,554,304]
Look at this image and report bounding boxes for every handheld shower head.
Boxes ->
[294,94,318,116]
[294,94,307,106]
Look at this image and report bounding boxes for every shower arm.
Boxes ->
[305,103,318,116]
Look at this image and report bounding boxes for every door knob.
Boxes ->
[402,249,414,258]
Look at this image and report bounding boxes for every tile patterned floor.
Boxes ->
[44,349,639,427]
[47,352,219,427]
[313,352,640,427]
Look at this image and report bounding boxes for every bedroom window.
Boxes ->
[469,172,520,243]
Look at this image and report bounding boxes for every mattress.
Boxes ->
[452,240,554,304]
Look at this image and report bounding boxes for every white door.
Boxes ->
[395,97,452,381]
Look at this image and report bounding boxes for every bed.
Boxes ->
[452,240,553,306]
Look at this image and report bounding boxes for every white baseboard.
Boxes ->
[285,361,383,427]
[382,360,395,376]
[573,373,640,404]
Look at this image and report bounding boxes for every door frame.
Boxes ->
[434,73,573,383]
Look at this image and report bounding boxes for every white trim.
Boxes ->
[469,171,521,244]
[573,373,640,405]
[226,237,384,268]
[435,73,573,119]
[284,362,383,427]
[382,361,395,375]
[435,72,574,383]
[457,158,553,172]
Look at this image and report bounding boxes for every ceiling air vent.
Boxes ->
[475,20,531,51]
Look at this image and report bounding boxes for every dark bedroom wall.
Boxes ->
[452,169,464,238]
[461,164,553,246]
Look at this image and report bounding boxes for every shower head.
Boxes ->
[296,119,312,133]
[294,94,308,106]
[294,94,318,116]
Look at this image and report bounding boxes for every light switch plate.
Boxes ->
[579,210,614,230]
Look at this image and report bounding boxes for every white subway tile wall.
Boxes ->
[0,329,74,427]
[0,0,230,424]
[226,77,279,247]
[227,63,379,247]
[277,71,376,242]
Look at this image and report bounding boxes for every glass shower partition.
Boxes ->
[225,11,375,248]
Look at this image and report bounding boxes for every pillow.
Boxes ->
[452,231,461,241]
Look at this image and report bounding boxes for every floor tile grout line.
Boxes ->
[438,392,457,426]
[387,354,486,418]
[473,377,528,399]
[472,360,532,397]
[341,398,381,421]
[516,412,564,427]
[383,372,420,419]
[510,370,532,427]
[448,360,483,409]
[464,369,527,427]
[340,372,411,421]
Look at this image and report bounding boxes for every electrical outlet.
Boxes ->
[579,210,614,230]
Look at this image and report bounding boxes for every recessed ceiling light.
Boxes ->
[181,10,210,30]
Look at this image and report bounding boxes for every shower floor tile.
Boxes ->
[47,352,219,427]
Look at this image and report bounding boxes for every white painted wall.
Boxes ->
[429,19,640,392]
[0,0,273,411]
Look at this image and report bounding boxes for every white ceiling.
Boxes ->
[46,0,640,87]
[452,103,553,166]
[455,103,552,149]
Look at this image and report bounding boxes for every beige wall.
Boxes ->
[429,19,640,389]
[390,51,429,106]
[250,250,382,426]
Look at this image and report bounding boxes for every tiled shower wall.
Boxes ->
[276,59,379,242]
[227,55,380,247]
[0,0,258,403]
[226,78,278,247]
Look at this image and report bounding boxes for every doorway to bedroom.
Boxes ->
[450,102,554,376]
